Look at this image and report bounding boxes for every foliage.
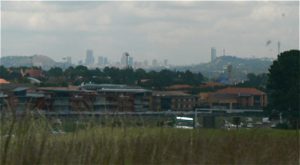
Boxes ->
[266,50,300,128]
[0,66,10,79]
[237,73,268,89]
[0,65,205,89]
[47,67,63,77]
[0,115,298,165]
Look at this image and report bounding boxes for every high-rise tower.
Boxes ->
[85,49,94,66]
[211,47,217,62]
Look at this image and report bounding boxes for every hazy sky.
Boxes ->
[1,1,299,65]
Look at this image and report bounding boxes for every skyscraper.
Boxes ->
[163,59,168,66]
[143,60,148,67]
[121,52,129,68]
[103,57,108,65]
[152,59,158,67]
[85,49,94,66]
[98,56,104,66]
[66,57,72,64]
[128,57,133,67]
[211,47,217,62]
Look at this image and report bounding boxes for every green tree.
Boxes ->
[238,73,268,88]
[75,65,90,77]
[47,67,63,77]
[64,66,75,80]
[266,50,300,128]
[0,66,10,79]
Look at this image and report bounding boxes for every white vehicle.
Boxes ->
[262,117,271,123]
[246,123,254,128]
[174,116,194,129]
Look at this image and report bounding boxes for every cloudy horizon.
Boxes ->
[1,1,299,65]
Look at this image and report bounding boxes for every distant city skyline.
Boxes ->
[1,1,299,65]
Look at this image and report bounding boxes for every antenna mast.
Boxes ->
[277,41,281,55]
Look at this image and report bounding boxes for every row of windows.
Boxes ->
[172,104,195,109]
[172,98,196,102]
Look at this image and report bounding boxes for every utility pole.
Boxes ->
[194,108,198,128]
[277,41,281,55]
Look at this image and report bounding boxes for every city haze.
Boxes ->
[1,1,299,65]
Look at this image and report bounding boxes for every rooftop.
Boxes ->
[13,87,29,92]
[80,84,150,93]
[200,82,224,88]
[38,86,80,92]
[215,87,265,96]
[24,68,44,78]
[153,91,190,96]
[166,84,193,90]
[0,78,10,84]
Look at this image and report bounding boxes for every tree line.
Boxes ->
[0,65,271,90]
[0,66,206,89]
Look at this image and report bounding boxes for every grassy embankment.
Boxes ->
[1,114,299,165]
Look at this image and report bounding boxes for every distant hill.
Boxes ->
[172,56,273,81]
[0,55,59,69]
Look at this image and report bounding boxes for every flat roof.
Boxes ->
[13,87,29,92]
[153,91,191,96]
[26,93,45,98]
[99,88,150,93]
[81,84,150,93]
[38,86,80,92]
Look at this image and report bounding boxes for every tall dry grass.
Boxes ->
[1,114,299,165]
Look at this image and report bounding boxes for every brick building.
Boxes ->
[198,87,267,109]
[152,91,197,111]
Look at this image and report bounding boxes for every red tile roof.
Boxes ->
[167,84,193,90]
[0,78,10,84]
[215,87,265,95]
[153,91,190,96]
[200,82,224,88]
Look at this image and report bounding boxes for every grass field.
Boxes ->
[1,115,299,165]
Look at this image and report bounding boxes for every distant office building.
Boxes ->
[78,60,83,65]
[121,52,130,68]
[98,56,104,66]
[103,57,108,65]
[164,59,168,66]
[66,57,72,64]
[85,49,94,65]
[211,47,217,62]
[227,64,233,83]
[128,57,133,67]
[152,59,158,67]
[143,60,149,67]
[134,61,143,68]
[61,56,72,69]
